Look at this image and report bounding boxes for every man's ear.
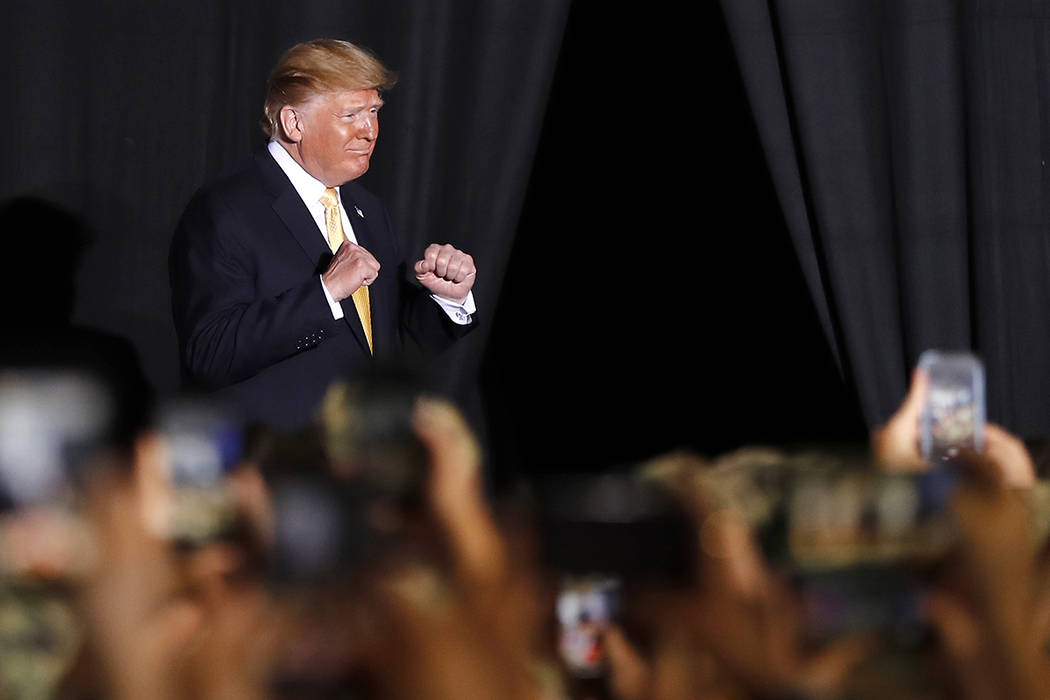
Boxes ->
[279,104,305,142]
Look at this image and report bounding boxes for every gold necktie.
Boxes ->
[320,187,373,354]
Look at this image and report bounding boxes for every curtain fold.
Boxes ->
[720,0,1050,437]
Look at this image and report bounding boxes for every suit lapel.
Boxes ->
[255,148,373,356]
[272,187,331,271]
[255,149,329,270]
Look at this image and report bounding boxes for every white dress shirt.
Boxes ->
[267,140,475,324]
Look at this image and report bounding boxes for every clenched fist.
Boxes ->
[413,243,476,303]
[321,241,381,301]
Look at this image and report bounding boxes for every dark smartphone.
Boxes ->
[319,369,428,509]
[534,473,694,584]
[774,461,958,644]
[264,473,383,698]
[267,473,380,587]
[918,350,985,463]
[264,369,436,587]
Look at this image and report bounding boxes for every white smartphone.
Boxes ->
[555,576,620,678]
[917,350,985,462]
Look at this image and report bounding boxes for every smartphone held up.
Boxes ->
[533,472,694,698]
[918,350,985,463]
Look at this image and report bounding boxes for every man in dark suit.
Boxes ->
[170,39,477,428]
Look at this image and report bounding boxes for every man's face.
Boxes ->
[294,88,383,186]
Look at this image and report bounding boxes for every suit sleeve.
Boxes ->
[169,190,336,389]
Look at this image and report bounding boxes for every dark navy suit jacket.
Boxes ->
[169,148,469,428]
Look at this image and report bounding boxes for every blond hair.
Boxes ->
[262,38,398,139]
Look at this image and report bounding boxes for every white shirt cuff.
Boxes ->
[431,290,476,325]
[324,276,475,325]
[319,275,344,320]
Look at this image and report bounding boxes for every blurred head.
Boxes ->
[263,39,398,186]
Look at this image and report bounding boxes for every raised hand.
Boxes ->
[413,243,476,303]
[321,241,381,301]
[871,368,929,472]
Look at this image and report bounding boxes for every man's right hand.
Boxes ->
[321,241,380,301]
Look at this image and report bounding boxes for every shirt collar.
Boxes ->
[267,140,333,208]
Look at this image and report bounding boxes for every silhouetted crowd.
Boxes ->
[0,356,1047,700]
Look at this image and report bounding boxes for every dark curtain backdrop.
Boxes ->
[1,0,874,482]
[720,0,1050,438]
[0,0,570,436]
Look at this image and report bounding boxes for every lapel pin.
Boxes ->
[355,206,365,218]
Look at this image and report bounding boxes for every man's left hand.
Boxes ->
[414,243,476,303]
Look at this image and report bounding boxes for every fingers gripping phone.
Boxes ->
[917,350,985,463]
